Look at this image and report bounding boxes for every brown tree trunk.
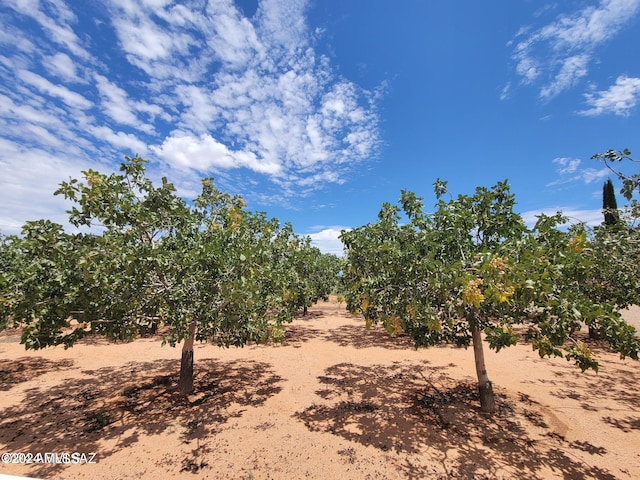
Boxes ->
[178,320,197,395]
[472,326,496,414]
[303,305,308,316]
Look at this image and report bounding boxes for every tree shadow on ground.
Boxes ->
[0,357,74,391]
[546,364,640,411]
[602,415,640,433]
[294,310,325,320]
[283,324,324,348]
[325,324,416,350]
[520,336,640,422]
[283,321,417,350]
[295,362,617,479]
[0,358,283,478]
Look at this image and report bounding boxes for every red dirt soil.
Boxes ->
[1,300,639,479]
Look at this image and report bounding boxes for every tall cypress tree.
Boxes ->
[602,178,620,226]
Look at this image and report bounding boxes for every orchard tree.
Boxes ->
[576,221,640,333]
[591,149,640,304]
[592,148,640,220]
[290,242,342,315]
[0,156,304,394]
[319,252,345,296]
[585,149,640,335]
[340,180,639,414]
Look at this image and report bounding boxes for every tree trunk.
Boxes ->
[303,305,308,316]
[178,320,197,395]
[472,327,496,414]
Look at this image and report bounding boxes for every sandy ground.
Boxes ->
[1,300,639,480]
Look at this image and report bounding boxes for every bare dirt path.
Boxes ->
[1,299,639,479]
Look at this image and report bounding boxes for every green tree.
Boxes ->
[602,179,620,226]
[0,157,303,394]
[291,244,342,315]
[587,150,640,337]
[592,148,639,221]
[341,180,639,414]
[579,223,640,310]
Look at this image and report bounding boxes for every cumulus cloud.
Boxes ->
[42,52,79,81]
[0,0,381,232]
[510,0,640,99]
[307,226,350,256]
[579,75,640,116]
[130,0,383,193]
[151,133,281,175]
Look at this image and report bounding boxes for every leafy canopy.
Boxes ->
[341,179,639,372]
[0,156,328,350]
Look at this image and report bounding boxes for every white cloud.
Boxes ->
[4,0,90,60]
[499,82,511,101]
[579,75,640,116]
[0,92,64,127]
[307,226,350,256]
[204,1,265,70]
[174,85,221,133]
[93,74,160,135]
[88,126,149,155]
[520,207,605,228]
[0,0,381,233]
[0,138,96,235]
[113,14,195,68]
[582,167,610,184]
[548,157,609,186]
[255,0,308,53]
[42,52,79,82]
[539,54,589,99]
[553,157,581,174]
[511,0,640,98]
[17,69,92,110]
[0,28,37,57]
[104,0,380,193]
[151,133,281,175]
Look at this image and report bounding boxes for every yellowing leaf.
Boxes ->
[427,315,442,333]
[391,315,403,334]
[496,284,515,303]
[462,278,484,308]
[569,233,587,253]
[361,296,369,312]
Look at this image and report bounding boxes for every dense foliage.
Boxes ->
[341,178,639,413]
[0,157,338,393]
[592,148,640,221]
[290,239,343,315]
[585,148,640,326]
[1,150,637,406]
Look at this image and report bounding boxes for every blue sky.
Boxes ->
[1,0,639,255]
